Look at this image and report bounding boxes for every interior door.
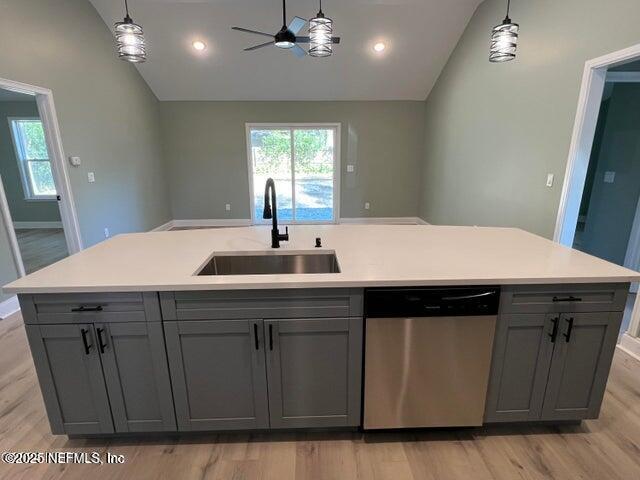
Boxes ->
[97,322,176,432]
[164,319,269,431]
[541,312,622,420]
[25,323,113,435]
[265,317,362,428]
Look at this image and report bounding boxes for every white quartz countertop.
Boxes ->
[4,225,639,294]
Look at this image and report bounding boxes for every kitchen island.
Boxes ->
[4,225,639,436]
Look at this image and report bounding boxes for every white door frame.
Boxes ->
[553,43,640,337]
[0,77,83,277]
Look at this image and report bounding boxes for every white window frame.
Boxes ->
[245,123,341,225]
[8,116,57,201]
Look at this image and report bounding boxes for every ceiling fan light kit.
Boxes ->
[114,0,147,63]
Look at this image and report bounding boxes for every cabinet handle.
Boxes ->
[80,328,92,355]
[71,305,104,312]
[548,316,559,343]
[96,327,107,353]
[253,323,259,350]
[563,317,575,342]
[269,324,274,351]
[552,296,582,303]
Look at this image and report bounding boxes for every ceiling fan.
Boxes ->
[232,0,340,57]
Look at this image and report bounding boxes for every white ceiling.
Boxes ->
[89,0,482,101]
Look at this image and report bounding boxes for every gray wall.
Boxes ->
[577,83,640,265]
[419,0,640,238]
[0,0,171,248]
[160,101,425,220]
[0,101,61,224]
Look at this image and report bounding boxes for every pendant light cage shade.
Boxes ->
[489,20,518,62]
[115,0,146,63]
[309,14,333,57]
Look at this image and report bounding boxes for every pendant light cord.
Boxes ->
[124,0,129,16]
[504,0,511,22]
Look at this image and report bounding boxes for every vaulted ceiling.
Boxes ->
[89,0,482,101]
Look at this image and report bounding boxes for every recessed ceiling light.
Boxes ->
[192,40,206,51]
[373,42,386,52]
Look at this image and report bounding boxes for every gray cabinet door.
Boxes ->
[97,322,176,432]
[25,324,114,435]
[265,317,363,428]
[484,314,556,423]
[164,319,269,431]
[541,312,622,421]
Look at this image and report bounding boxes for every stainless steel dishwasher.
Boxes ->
[364,286,500,429]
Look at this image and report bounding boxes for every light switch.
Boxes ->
[546,173,554,187]
[604,171,616,183]
[347,165,355,173]
[69,156,81,167]
[225,203,231,211]
[87,172,95,183]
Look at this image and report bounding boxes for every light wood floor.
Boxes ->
[1,312,640,480]
[15,229,68,274]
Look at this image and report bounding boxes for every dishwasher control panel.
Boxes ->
[364,286,500,318]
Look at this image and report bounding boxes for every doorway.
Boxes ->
[0,78,81,279]
[555,44,640,351]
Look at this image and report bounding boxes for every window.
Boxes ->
[9,118,56,200]
[247,124,339,224]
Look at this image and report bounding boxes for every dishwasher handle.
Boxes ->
[441,291,497,302]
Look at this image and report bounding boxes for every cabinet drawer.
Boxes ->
[160,289,364,320]
[19,293,160,324]
[500,284,629,314]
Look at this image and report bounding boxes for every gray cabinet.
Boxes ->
[21,293,176,436]
[486,283,626,423]
[164,319,270,431]
[25,323,114,435]
[265,317,362,428]
[97,322,176,432]
[542,312,621,420]
[484,314,555,423]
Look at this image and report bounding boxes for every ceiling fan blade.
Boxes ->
[244,41,275,51]
[288,16,306,35]
[295,36,341,44]
[291,44,307,58]
[232,26,274,38]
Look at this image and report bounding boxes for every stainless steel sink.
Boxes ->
[197,252,341,276]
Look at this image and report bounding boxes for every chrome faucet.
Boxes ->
[263,178,289,248]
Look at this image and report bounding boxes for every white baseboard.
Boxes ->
[151,220,175,232]
[13,221,63,229]
[339,217,427,225]
[617,333,640,362]
[0,296,20,319]
[151,217,429,232]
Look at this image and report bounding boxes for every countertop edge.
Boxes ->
[4,276,636,295]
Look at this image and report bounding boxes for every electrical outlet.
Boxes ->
[346,165,355,173]
[546,173,554,187]
[604,171,616,183]
[364,202,370,210]
[88,172,95,183]
[225,203,231,211]
[104,227,110,238]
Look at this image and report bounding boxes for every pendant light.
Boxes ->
[309,0,333,57]
[489,0,518,63]
[114,0,147,63]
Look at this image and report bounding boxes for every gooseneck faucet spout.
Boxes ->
[263,178,289,248]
